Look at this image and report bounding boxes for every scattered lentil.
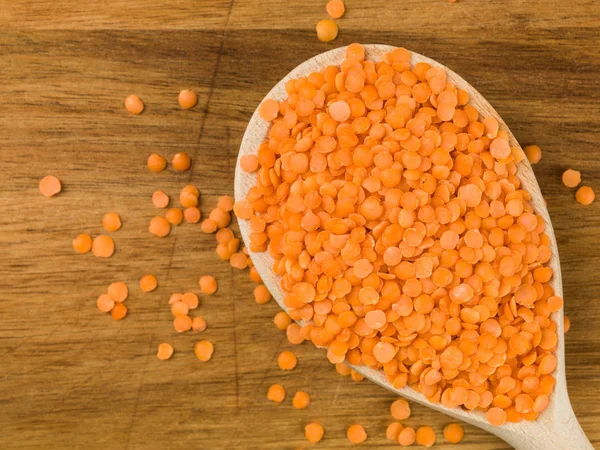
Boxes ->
[73,233,93,254]
[201,219,218,233]
[92,235,115,258]
[125,94,144,114]
[564,315,571,333]
[182,292,199,309]
[39,175,62,197]
[152,190,169,208]
[102,212,122,232]
[443,423,464,443]
[398,427,416,446]
[326,0,345,19]
[305,422,324,443]
[172,152,191,171]
[178,89,198,109]
[316,19,338,42]
[562,169,581,188]
[386,423,404,441]
[347,424,367,444]
[199,275,218,294]
[336,362,352,376]
[576,186,595,205]
[148,153,167,173]
[292,391,311,409]
[194,340,214,361]
[192,316,207,333]
[108,281,128,303]
[267,383,286,403]
[166,207,184,225]
[149,216,171,237]
[390,399,411,420]
[140,274,158,292]
[157,343,174,360]
[524,145,542,164]
[97,294,115,313]
[184,207,201,223]
[249,266,263,283]
[111,303,128,320]
[174,315,192,332]
[274,311,292,330]
[218,195,235,211]
[415,426,436,447]
[254,284,272,304]
[278,350,297,370]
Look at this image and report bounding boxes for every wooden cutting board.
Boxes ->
[1,0,599,448]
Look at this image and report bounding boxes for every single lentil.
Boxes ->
[102,212,122,232]
[125,95,144,114]
[316,19,338,42]
[178,89,198,109]
[576,186,595,205]
[194,340,214,361]
[39,175,62,197]
[443,423,464,443]
[562,169,581,188]
[347,424,367,444]
[157,343,174,360]
[73,234,93,254]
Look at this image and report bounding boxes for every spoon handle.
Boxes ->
[503,404,593,450]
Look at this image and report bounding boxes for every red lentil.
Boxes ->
[347,424,367,444]
[326,0,345,19]
[292,391,311,409]
[111,303,128,320]
[576,186,595,205]
[316,19,338,42]
[172,152,191,171]
[125,94,144,114]
[166,207,184,225]
[157,343,174,360]
[140,274,158,292]
[443,423,464,443]
[267,384,286,403]
[147,153,167,173]
[152,191,169,208]
[562,169,581,188]
[305,422,324,443]
[199,275,218,294]
[178,89,198,109]
[415,426,436,447]
[278,350,297,370]
[92,235,115,258]
[39,175,62,197]
[73,234,93,254]
[194,340,214,361]
[524,145,542,164]
[102,212,122,232]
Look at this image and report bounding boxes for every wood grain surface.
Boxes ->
[1,1,599,449]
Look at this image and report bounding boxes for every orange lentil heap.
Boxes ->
[235,44,562,427]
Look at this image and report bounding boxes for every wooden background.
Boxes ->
[1,0,599,448]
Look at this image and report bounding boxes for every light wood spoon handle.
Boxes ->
[503,402,592,449]
[235,44,593,450]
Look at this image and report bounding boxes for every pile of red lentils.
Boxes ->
[235,42,571,428]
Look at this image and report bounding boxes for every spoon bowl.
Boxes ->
[234,44,592,449]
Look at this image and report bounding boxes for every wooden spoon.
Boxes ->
[234,44,593,450]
